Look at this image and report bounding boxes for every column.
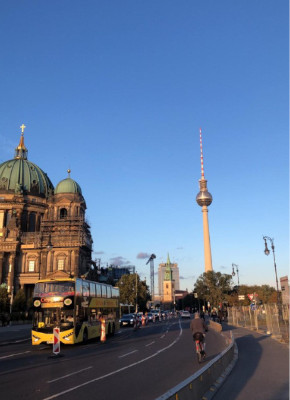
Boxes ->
[8,252,16,293]
[74,251,79,277]
[0,253,4,284]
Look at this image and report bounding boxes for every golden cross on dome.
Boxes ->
[20,124,26,134]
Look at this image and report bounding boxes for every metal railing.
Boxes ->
[227,304,289,342]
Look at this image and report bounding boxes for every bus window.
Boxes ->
[107,286,112,298]
[96,284,101,297]
[102,285,107,298]
[76,279,82,296]
[82,282,90,297]
[90,283,96,297]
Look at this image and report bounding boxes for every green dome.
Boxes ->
[0,158,54,197]
[55,178,82,195]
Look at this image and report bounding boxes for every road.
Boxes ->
[0,318,227,400]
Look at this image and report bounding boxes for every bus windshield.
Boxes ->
[34,281,75,296]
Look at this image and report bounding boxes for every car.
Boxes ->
[119,314,135,327]
[180,310,191,319]
[147,312,154,322]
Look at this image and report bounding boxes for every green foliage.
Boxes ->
[0,286,10,313]
[229,284,277,306]
[194,271,233,308]
[116,273,150,312]
[12,289,27,312]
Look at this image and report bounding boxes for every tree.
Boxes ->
[228,284,277,306]
[12,289,27,312]
[116,273,150,312]
[0,284,9,313]
[194,271,233,309]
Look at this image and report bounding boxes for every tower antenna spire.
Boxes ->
[199,128,205,179]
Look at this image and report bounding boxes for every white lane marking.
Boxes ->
[145,341,155,347]
[47,367,93,383]
[0,351,31,360]
[118,350,138,358]
[160,334,165,339]
[42,319,183,400]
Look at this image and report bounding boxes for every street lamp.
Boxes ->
[135,272,138,313]
[232,263,240,286]
[263,236,281,311]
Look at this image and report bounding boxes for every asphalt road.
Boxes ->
[0,318,227,400]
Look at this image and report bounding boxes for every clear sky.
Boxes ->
[0,1,288,293]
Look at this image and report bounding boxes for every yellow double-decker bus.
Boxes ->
[31,277,120,345]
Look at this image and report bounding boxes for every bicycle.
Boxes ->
[193,332,206,363]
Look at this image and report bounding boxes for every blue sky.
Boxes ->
[0,1,288,293]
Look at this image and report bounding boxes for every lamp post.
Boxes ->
[231,263,240,286]
[135,272,138,313]
[263,236,281,308]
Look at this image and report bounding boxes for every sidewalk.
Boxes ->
[212,323,289,400]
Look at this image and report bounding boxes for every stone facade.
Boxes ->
[0,128,93,301]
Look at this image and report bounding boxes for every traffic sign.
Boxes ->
[250,303,256,311]
[53,327,60,355]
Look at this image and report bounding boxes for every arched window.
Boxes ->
[60,208,67,219]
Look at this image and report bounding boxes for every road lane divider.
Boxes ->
[42,319,183,400]
[145,341,155,347]
[47,367,93,383]
[118,350,138,358]
[0,351,31,360]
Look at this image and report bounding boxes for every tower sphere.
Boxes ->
[196,190,213,207]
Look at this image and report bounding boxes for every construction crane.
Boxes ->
[146,254,156,301]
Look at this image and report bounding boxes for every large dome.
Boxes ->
[0,158,54,197]
[0,129,54,197]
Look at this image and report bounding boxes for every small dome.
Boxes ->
[0,158,54,197]
[55,178,82,195]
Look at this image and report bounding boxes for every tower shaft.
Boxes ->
[202,206,213,272]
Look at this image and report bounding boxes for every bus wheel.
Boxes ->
[83,329,88,344]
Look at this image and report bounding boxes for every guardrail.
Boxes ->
[156,330,236,400]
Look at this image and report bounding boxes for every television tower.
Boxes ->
[196,128,213,272]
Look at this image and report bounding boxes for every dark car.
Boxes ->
[147,312,154,322]
[119,314,135,327]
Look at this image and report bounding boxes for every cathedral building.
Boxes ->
[0,125,93,301]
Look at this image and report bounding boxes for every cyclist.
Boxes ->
[190,312,207,357]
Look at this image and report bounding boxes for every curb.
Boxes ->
[201,340,238,400]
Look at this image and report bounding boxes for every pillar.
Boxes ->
[202,206,213,272]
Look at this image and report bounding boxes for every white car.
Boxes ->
[180,310,191,318]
